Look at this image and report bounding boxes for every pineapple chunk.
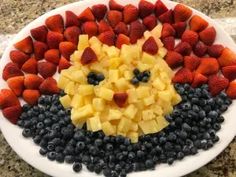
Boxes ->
[124,70,132,80]
[158,90,172,102]
[132,111,142,122]
[99,87,114,101]
[106,46,120,58]
[78,85,94,96]
[71,104,93,123]
[108,70,119,83]
[89,37,102,56]
[143,95,155,106]
[160,71,171,84]
[71,94,84,108]
[58,76,70,89]
[109,57,122,69]
[60,95,71,109]
[64,81,76,95]
[144,31,152,39]
[152,104,163,116]
[127,88,138,103]
[156,115,169,131]
[129,122,138,131]
[158,47,168,58]
[137,61,151,71]
[88,116,102,132]
[152,78,166,91]
[78,35,89,51]
[142,109,155,120]
[108,109,123,120]
[90,62,106,73]
[70,70,86,83]
[172,93,182,105]
[117,131,126,137]
[118,117,132,133]
[71,50,82,62]
[92,98,105,111]
[142,52,156,65]
[124,104,138,119]
[151,24,162,38]
[127,132,138,143]
[84,96,93,105]
[102,121,116,135]
[139,120,158,134]
[136,86,150,99]
[115,78,129,91]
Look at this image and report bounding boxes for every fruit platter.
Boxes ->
[0,0,236,176]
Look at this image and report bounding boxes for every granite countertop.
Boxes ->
[0,0,235,177]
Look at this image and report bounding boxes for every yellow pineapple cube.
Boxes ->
[89,37,102,56]
[142,109,155,120]
[90,63,106,73]
[92,98,105,111]
[99,87,114,101]
[102,121,116,135]
[143,95,155,106]
[64,81,76,95]
[81,66,90,75]
[71,94,84,108]
[124,70,132,80]
[137,61,151,71]
[152,104,163,116]
[108,109,123,120]
[88,116,102,132]
[152,78,166,91]
[160,71,171,84]
[158,90,172,102]
[142,53,156,65]
[58,76,70,89]
[71,50,82,62]
[70,70,86,83]
[172,93,182,105]
[156,115,169,131]
[132,111,142,122]
[136,86,150,99]
[124,104,138,119]
[118,117,132,133]
[108,70,119,83]
[156,57,173,77]
[127,132,138,143]
[117,131,126,137]
[127,89,138,103]
[139,120,158,134]
[78,35,89,51]
[71,104,93,124]
[158,47,167,58]
[109,57,122,69]
[77,85,94,96]
[84,96,93,105]
[151,24,162,38]
[118,64,129,73]
[106,46,120,58]
[60,95,71,109]
[129,122,138,131]
[100,109,109,122]
[162,103,173,114]
[115,78,129,91]
[144,31,152,39]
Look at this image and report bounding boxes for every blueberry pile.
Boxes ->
[130,69,151,85]
[17,84,232,177]
[87,71,105,85]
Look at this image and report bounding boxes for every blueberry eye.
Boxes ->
[130,68,151,85]
[87,71,105,85]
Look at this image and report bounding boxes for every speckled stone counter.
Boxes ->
[0,0,235,177]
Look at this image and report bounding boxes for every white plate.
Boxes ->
[0,0,236,177]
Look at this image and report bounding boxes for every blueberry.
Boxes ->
[177,152,184,160]
[128,152,135,160]
[47,151,56,161]
[73,162,82,172]
[56,153,64,163]
[64,155,75,164]
[136,73,143,81]
[39,148,48,156]
[143,70,151,77]
[94,138,103,147]
[22,128,32,138]
[96,73,105,81]
[133,68,140,75]
[130,77,139,85]
[94,164,102,174]
[142,76,149,82]
[182,123,191,132]
[208,111,218,119]
[145,159,154,168]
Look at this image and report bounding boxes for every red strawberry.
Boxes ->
[33,41,48,60]
[193,41,207,57]
[9,50,30,67]
[183,56,200,71]
[191,73,208,88]
[39,77,60,94]
[162,36,175,50]
[189,15,208,32]
[129,20,145,44]
[59,41,76,60]
[37,61,57,78]
[142,15,157,31]
[155,0,168,17]
[142,37,158,55]
[92,4,107,21]
[165,51,183,69]
[116,34,130,49]
[174,42,192,56]
[158,10,174,24]
[77,7,95,21]
[81,47,98,65]
[181,30,199,46]
[113,92,128,107]
[2,105,22,124]
[2,62,24,81]
[207,44,224,58]
[24,74,44,89]
[30,25,48,42]
[107,10,122,27]
[196,58,219,75]
[44,49,60,64]
[7,76,24,96]
[21,57,38,74]
[98,31,116,46]
[172,22,187,38]
[208,75,229,96]
[218,48,236,67]
[222,65,236,81]
[47,31,64,49]
[173,4,192,22]
[23,90,40,105]
[139,0,155,18]
[0,89,20,109]
[114,22,129,35]
[123,4,139,24]
[81,21,98,37]
[45,14,64,33]
[98,20,113,34]
[161,23,175,38]
[109,0,124,11]
[58,57,71,73]
[226,81,236,99]
[14,36,33,54]
[65,11,79,27]
[172,68,193,84]
[199,27,216,45]
[64,26,81,45]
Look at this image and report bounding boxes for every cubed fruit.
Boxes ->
[137,62,151,71]
[117,131,126,137]
[143,95,155,106]
[172,93,182,105]
[151,24,162,38]
[136,86,150,99]
[132,111,142,122]
[92,98,105,111]
[102,121,116,135]
[156,115,169,131]
[104,45,120,58]
[160,72,171,84]
[88,116,102,132]
[71,94,84,108]
[144,31,152,40]
[158,47,167,58]
[71,50,83,62]
[118,117,132,133]
[84,96,93,104]
[78,85,94,96]
[64,81,76,95]
[152,78,166,90]
[60,95,71,108]
[142,109,155,120]
[127,132,138,143]
[142,52,156,65]
[109,57,122,69]
[129,122,138,131]
[139,120,158,134]
[158,90,172,102]
[71,104,93,124]
[162,103,173,114]
[90,63,106,73]
[89,36,102,56]
[156,57,173,77]
[109,69,119,82]
[124,104,138,119]
[70,70,86,83]
[115,78,129,91]
[108,109,123,120]
[127,88,138,103]
[99,87,114,101]
[78,35,89,51]
[124,70,132,80]
[151,104,163,116]
[58,75,70,89]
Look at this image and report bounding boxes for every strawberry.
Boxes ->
[193,41,207,57]
[222,65,236,81]
[208,74,229,96]
[30,25,48,42]
[109,0,124,11]
[155,0,168,17]
[226,81,236,99]
[165,51,183,69]
[44,49,60,64]
[181,30,199,46]
[81,47,98,65]
[24,74,44,89]
[33,41,48,60]
[161,23,175,38]
[2,62,24,81]
[129,20,145,44]
[45,14,64,33]
[58,57,71,73]
[218,48,236,67]
[2,105,22,124]
[199,27,216,45]
[77,7,95,21]
[98,20,113,34]
[139,0,155,18]
[142,15,157,31]
[98,31,116,46]
[14,36,33,54]
[172,68,193,84]
[191,73,208,88]
[59,41,76,60]
[189,15,208,32]
[0,89,20,109]
[174,42,192,56]
[39,77,60,94]
[9,50,30,67]
[123,4,139,24]
[113,92,128,107]
[64,26,81,45]
[183,56,200,71]
[47,31,64,49]
[158,10,174,24]
[107,10,122,27]
[81,21,98,37]
[196,58,219,75]
[65,11,79,27]
[22,89,40,105]
[37,61,57,78]
[172,22,187,38]
[173,4,192,22]
[92,4,107,21]
[114,22,129,36]
[116,34,130,49]
[142,37,158,55]
[7,76,24,96]
[21,57,38,74]
[162,36,175,50]
[207,44,224,58]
